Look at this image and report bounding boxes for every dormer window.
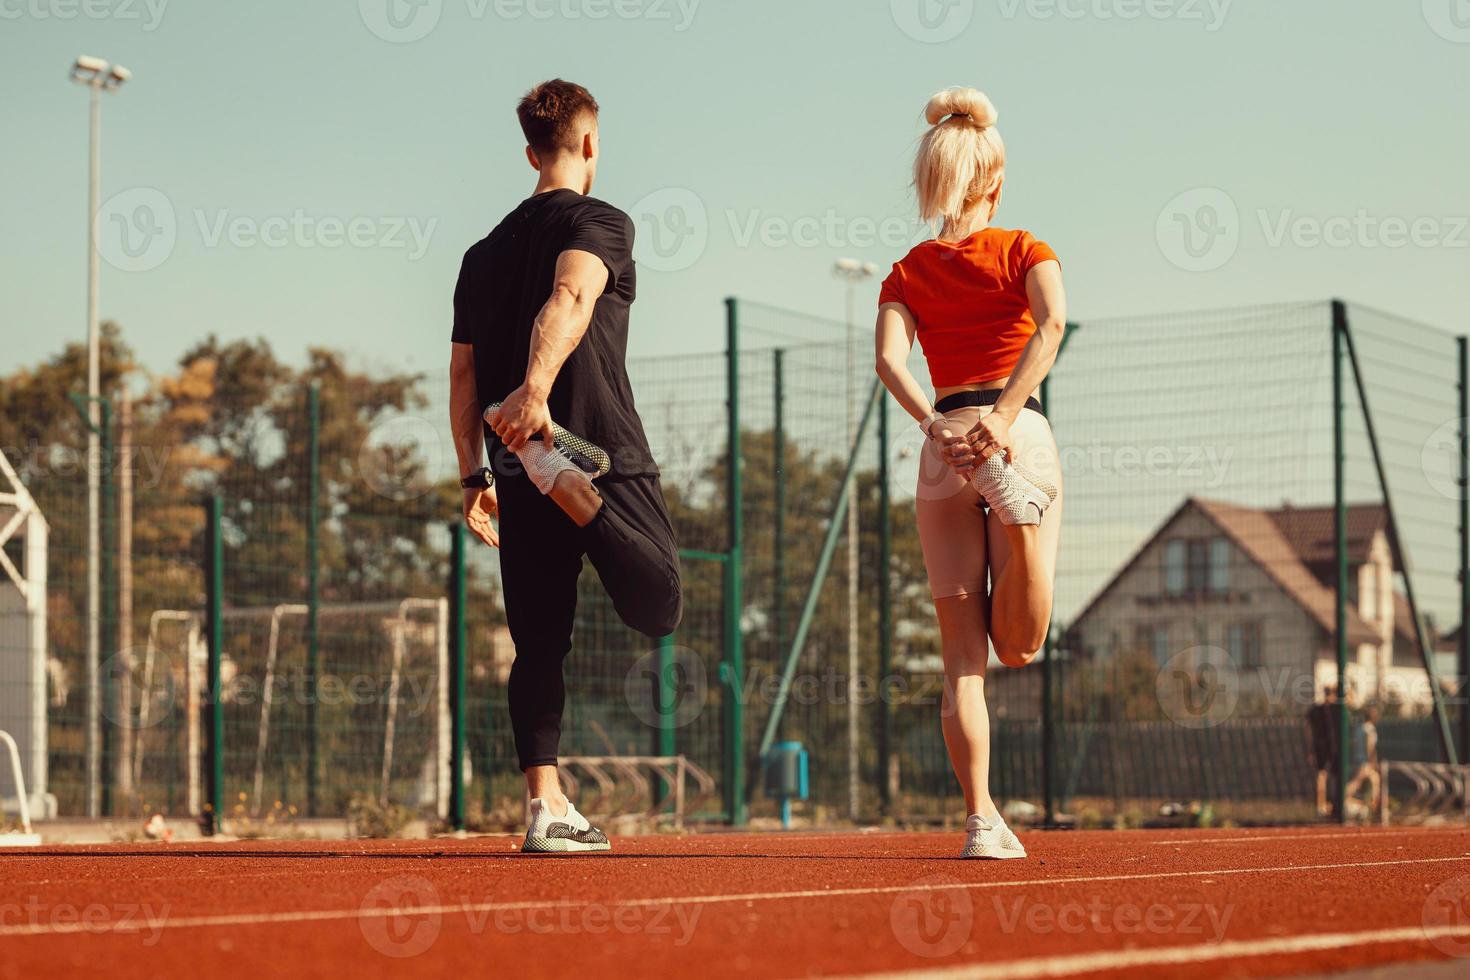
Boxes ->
[1164,537,1230,597]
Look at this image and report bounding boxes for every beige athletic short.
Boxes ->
[913,404,1064,600]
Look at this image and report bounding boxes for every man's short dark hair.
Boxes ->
[517,79,599,155]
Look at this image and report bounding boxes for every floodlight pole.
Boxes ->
[71,55,129,818]
[84,70,102,819]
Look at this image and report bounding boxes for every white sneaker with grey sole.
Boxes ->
[960,813,1027,859]
[484,403,613,495]
[969,452,1058,526]
[522,798,611,854]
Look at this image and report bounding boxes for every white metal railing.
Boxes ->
[1,728,33,835]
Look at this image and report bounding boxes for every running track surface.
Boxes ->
[4,826,1470,979]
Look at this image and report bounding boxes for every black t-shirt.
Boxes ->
[1306,702,1338,752]
[452,189,658,479]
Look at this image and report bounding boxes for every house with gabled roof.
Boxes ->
[1064,497,1449,712]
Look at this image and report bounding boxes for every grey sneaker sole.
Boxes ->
[521,835,612,854]
[960,845,1028,860]
[484,403,613,479]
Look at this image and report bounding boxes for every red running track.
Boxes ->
[3,826,1470,979]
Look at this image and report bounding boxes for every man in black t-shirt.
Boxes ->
[448,79,682,853]
[1305,684,1341,818]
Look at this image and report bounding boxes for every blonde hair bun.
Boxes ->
[924,87,998,129]
[912,87,1006,227]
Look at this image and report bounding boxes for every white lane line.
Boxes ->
[1,854,1467,939]
[1150,829,1464,846]
[834,924,1470,980]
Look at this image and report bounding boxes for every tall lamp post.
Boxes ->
[70,54,130,818]
[832,258,877,822]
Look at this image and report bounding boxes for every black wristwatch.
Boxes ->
[460,467,493,490]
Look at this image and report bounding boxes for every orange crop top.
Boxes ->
[878,227,1058,387]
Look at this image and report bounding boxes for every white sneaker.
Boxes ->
[960,813,1027,859]
[484,403,612,494]
[969,452,1058,526]
[522,798,611,854]
[512,440,592,496]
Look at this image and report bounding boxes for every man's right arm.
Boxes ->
[488,249,610,453]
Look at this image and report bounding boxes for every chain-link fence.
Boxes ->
[1048,301,1462,826]
[4,299,1463,831]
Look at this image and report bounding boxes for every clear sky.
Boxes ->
[2,0,1467,379]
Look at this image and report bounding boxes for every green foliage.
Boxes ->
[346,795,415,839]
[2,324,500,815]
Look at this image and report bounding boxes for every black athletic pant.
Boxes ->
[495,465,683,770]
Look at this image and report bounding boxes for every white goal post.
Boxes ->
[135,598,450,819]
[0,449,53,822]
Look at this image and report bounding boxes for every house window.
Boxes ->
[1164,537,1230,597]
[1137,623,1172,668]
[1165,540,1187,595]
[1209,538,1230,594]
[1226,622,1262,669]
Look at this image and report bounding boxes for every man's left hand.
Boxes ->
[492,384,556,454]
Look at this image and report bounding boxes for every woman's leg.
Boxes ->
[914,406,997,817]
[935,591,999,820]
[986,409,1064,667]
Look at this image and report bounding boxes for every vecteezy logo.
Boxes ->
[1157,646,1240,728]
[1422,873,1470,957]
[1423,0,1470,42]
[625,645,708,729]
[359,875,443,958]
[1156,187,1239,272]
[101,648,177,730]
[1421,417,1467,501]
[630,187,708,273]
[890,875,973,958]
[357,414,448,501]
[890,0,974,42]
[359,0,443,42]
[95,187,177,272]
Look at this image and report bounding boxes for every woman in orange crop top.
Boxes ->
[874,87,1066,860]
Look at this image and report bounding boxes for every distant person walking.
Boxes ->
[1305,684,1340,818]
[875,87,1064,859]
[1344,703,1382,816]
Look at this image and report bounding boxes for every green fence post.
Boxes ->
[655,634,676,806]
[1041,630,1055,826]
[1460,336,1470,765]
[1039,371,1053,827]
[205,494,225,836]
[773,349,786,683]
[448,522,467,832]
[1037,325,1074,827]
[723,297,747,826]
[305,383,320,816]
[877,384,893,815]
[1332,300,1350,825]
